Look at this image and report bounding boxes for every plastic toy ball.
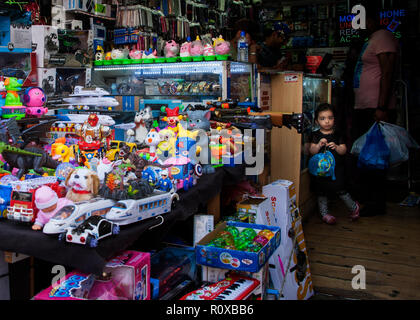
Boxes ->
[55,162,76,181]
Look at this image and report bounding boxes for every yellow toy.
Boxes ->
[51,137,75,163]
[106,140,137,161]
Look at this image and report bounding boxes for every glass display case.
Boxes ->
[91,61,255,103]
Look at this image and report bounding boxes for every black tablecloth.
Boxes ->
[0,165,245,275]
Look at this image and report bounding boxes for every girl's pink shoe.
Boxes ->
[350,201,360,221]
[322,214,336,225]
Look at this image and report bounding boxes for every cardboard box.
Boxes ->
[196,221,281,273]
[194,214,214,245]
[201,262,269,299]
[260,180,313,299]
[278,217,314,300]
[34,271,96,300]
[51,5,66,29]
[31,26,59,68]
[237,196,272,224]
[37,68,56,96]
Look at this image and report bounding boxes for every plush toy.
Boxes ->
[65,168,100,202]
[111,48,129,60]
[190,36,204,56]
[213,35,231,55]
[23,87,48,117]
[164,40,180,58]
[32,186,74,231]
[180,37,192,57]
[133,107,154,145]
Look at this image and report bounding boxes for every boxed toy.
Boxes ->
[236,196,272,224]
[261,180,313,300]
[34,271,96,300]
[37,68,56,96]
[193,214,214,245]
[46,29,93,68]
[278,217,314,300]
[196,221,281,273]
[31,25,59,68]
[150,247,197,300]
[55,68,90,95]
[93,250,151,300]
[201,262,269,299]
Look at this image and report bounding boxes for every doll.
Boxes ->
[32,186,74,231]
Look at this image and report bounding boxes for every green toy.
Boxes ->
[4,77,24,107]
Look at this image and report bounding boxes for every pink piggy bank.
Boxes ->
[213,36,231,55]
[164,40,180,58]
[190,37,204,57]
[180,41,191,57]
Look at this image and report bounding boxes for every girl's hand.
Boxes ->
[327,142,337,150]
[319,138,328,147]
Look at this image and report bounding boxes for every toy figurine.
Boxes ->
[162,106,182,136]
[213,35,231,55]
[129,46,143,60]
[75,113,111,151]
[185,109,211,131]
[23,87,48,118]
[180,37,192,57]
[95,45,105,61]
[155,169,173,192]
[105,52,112,60]
[132,107,154,146]
[190,36,204,56]
[145,129,161,156]
[164,40,180,58]
[32,185,74,231]
[4,77,24,106]
[50,137,75,163]
[65,167,100,203]
[142,48,158,59]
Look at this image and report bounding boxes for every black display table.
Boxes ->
[0,166,245,275]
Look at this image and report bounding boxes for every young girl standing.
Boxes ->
[308,103,360,224]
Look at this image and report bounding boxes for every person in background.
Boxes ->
[351,4,399,216]
[309,104,360,225]
[229,18,259,63]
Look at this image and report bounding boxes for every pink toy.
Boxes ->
[23,87,48,117]
[180,38,192,57]
[190,36,204,56]
[32,186,74,231]
[164,40,180,58]
[213,35,231,55]
[129,48,143,59]
[203,43,215,56]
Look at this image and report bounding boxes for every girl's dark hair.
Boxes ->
[315,103,335,120]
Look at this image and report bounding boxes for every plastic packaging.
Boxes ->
[237,31,249,62]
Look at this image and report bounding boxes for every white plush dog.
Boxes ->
[65,168,100,202]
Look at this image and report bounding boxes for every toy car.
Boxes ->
[43,198,116,235]
[106,190,179,226]
[58,215,119,247]
[106,140,137,161]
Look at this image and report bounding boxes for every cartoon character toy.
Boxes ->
[145,129,161,156]
[155,169,173,192]
[2,77,26,120]
[164,40,180,58]
[95,45,105,61]
[142,48,158,59]
[50,137,75,163]
[190,36,204,56]
[23,87,48,118]
[213,35,231,55]
[180,37,192,57]
[129,46,143,60]
[203,43,215,56]
[162,106,183,136]
[75,113,111,151]
[131,107,154,146]
[111,48,129,60]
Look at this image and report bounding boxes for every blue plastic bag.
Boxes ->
[357,122,390,170]
[308,150,336,180]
